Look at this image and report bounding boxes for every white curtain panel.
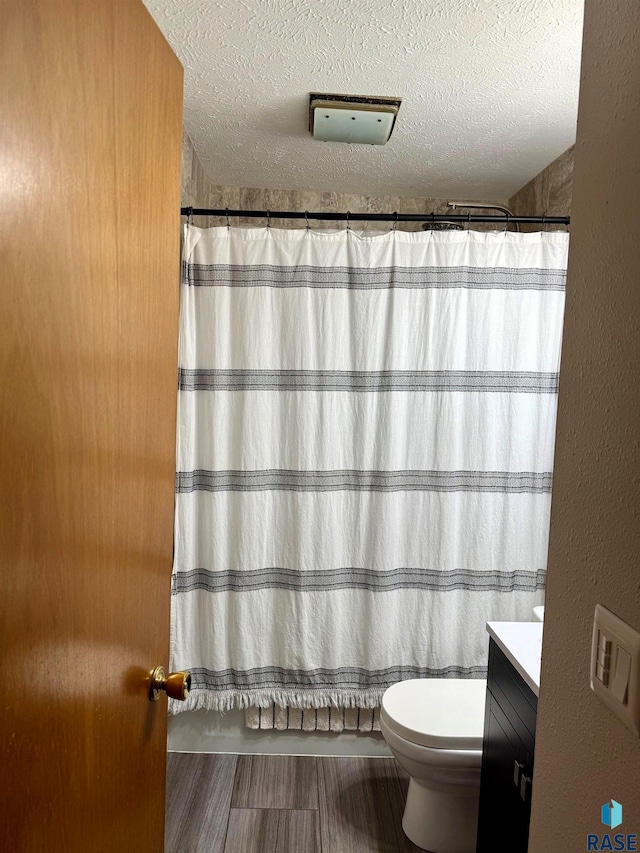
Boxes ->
[170,224,568,713]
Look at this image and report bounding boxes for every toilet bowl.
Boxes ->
[379,678,486,853]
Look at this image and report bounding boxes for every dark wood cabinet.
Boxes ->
[476,639,538,853]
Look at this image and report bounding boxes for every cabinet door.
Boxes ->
[476,699,532,853]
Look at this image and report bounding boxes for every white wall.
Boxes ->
[529,1,640,848]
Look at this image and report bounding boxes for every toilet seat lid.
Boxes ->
[381,679,486,750]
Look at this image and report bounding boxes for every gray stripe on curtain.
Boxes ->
[184,263,567,291]
[190,664,487,690]
[172,567,547,594]
[178,368,560,393]
[175,469,553,493]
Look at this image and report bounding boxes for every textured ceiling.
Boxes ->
[143,0,584,198]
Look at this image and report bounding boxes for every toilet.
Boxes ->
[379,678,487,853]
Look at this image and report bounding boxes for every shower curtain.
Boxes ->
[171,224,568,713]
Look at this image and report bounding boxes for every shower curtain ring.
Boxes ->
[305,210,310,231]
[186,206,194,225]
[225,208,230,229]
[504,212,511,233]
[541,212,547,230]
[467,212,471,231]
[346,211,351,231]
[266,209,271,228]
[393,212,398,232]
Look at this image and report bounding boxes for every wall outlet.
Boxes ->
[591,604,640,736]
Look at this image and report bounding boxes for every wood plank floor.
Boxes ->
[165,753,423,852]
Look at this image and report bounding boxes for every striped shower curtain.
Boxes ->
[170,224,568,713]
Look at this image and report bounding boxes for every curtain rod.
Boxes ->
[180,207,570,225]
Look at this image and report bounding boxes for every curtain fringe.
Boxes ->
[169,687,387,715]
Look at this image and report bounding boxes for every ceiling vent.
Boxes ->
[309,93,401,146]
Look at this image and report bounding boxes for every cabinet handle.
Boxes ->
[513,760,524,787]
[520,774,532,803]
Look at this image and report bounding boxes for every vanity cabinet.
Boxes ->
[476,638,538,853]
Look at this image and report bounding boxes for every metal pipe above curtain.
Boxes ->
[180,207,570,226]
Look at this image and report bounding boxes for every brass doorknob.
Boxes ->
[149,666,191,701]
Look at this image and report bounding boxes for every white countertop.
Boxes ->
[486,621,543,697]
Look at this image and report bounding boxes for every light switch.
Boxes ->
[591,604,640,736]
[595,631,612,685]
[612,647,631,704]
[595,661,608,685]
[598,631,612,657]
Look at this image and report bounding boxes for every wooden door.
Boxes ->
[0,2,183,850]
